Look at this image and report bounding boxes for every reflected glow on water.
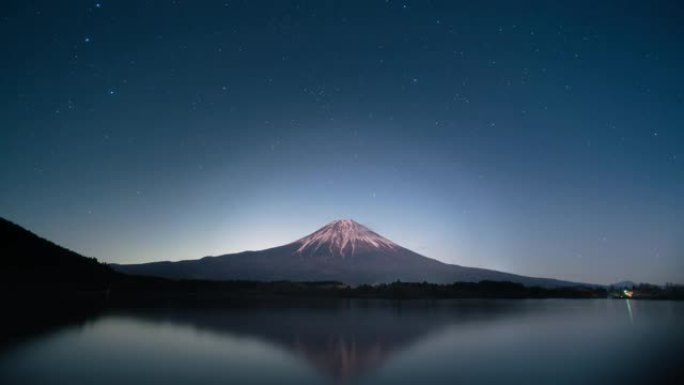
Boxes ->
[1,300,682,385]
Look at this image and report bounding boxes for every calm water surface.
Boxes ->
[1,299,682,385]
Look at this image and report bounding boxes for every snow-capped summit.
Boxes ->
[295,219,397,257]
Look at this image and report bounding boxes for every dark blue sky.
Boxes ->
[1,0,682,284]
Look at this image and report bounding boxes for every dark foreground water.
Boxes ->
[1,299,682,385]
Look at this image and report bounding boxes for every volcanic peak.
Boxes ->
[295,219,397,257]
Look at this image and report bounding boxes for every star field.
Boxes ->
[1,0,682,284]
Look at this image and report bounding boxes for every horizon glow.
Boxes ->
[1,1,682,285]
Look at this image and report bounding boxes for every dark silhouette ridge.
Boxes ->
[0,218,115,309]
[0,217,112,344]
[0,217,115,291]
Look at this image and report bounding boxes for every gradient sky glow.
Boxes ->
[1,1,683,284]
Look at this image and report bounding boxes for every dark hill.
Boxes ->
[0,217,114,290]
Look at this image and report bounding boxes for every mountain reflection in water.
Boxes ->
[1,299,682,385]
[110,300,531,380]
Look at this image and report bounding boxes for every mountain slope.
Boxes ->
[113,219,586,288]
[0,217,114,289]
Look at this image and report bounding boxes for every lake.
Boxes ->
[1,299,682,385]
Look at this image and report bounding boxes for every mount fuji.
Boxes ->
[112,219,585,288]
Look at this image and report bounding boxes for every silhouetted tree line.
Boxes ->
[342,280,607,299]
[94,279,612,305]
[106,279,684,304]
[607,282,684,299]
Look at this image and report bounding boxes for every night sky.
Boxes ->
[1,1,683,284]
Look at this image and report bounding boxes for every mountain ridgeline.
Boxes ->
[4,215,683,332]
[112,219,586,288]
[0,217,114,290]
